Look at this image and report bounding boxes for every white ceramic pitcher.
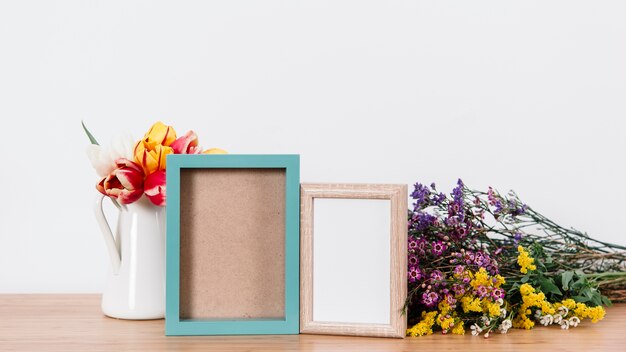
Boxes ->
[94,194,166,320]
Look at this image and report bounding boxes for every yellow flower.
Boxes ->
[470,267,490,289]
[451,321,465,335]
[439,315,455,330]
[143,121,177,146]
[560,299,577,310]
[587,306,606,323]
[512,315,535,330]
[486,301,501,317]
[134,122,177,174]
[519,283,535,296]
[438,301,451,315]
[134,141,173,175]
[573,303,606,323]
[517,246,537,274]
[203,148,228,154]
[494,274,506,288]
[407,311,437,337]
[461,296,483,313]
[540,301,556,315]
[574,302,587,317]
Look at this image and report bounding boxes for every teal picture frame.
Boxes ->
[165,154,300,335]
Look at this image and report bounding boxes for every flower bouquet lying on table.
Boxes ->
[405,180,626,337]
[83,121,226,206]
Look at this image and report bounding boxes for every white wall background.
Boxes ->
[0,0,625,293]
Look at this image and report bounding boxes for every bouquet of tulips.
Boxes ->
[405,180,625,337]
[83,121,226,207]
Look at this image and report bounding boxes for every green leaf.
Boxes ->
[601,296,613,307]
[572,295,590,303]
[81,120,99,145]
[540,278,562,296]
[561,271,574,291]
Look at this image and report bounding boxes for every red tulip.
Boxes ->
[96,158,145,204]
[144,171,166,206]
[170,130,201,154]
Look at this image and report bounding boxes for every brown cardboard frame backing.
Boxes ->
[178,168,286,320]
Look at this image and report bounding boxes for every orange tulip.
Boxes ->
[134,122,176,174]
[143,121,177,146]
[202,148,228,154]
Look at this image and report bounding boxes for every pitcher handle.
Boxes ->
[94,193,121,274]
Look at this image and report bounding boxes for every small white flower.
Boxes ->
[471,324,483,336]
[534,310,542,319]
[496,298,504,306]
[484,332,490,338]
[481,316,491,325]
[558,306,569,317]
[540,314,554,326]
[500,308,507,319]
[498,319,512,334]
[553,314,563,324]
[569,316,580,327]
[560,320,570,330]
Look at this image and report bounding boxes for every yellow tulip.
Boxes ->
[134,140,173,175]
[202,148,228,154]
[143,121,177,147]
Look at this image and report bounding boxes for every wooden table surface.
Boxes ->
[0,295,624,351]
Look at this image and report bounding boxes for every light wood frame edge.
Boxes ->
[299,183,408,338]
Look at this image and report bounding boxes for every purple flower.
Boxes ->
[487,187,497,205]
[408,254,419,267]
[452,283,466,296]
[410,212,437,232]
[430,270,444,282]
[514,232,523,244]
[453,265,465,275]
[416,238,427,255]
[445,294,457,306]
[474,252,485,266]
[422,290,440,307]
[492,288,505,300]
[408,237,418,252]
[475,285,489,298]
[494,200,503,214]
[433,192,446,205]
[408,266,423,283]
[411,182,431,209]
[432,241,447,256]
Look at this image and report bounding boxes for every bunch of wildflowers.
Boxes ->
[406,179,619,337]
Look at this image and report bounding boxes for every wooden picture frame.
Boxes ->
[300,183,407,338]
[165,154,300,335]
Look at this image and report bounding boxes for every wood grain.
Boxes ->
[1,295,625,351]
[299,183,407,338]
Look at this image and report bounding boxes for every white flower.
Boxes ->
[569,316,580,327]
[86,133,135,177]
[540,314,554,326]
[498,319,512,334]
[553,314,563,324]
[481,316,491,325]
[560,320,570,330]
[500,308,507,319]
[558,305,569,317]
[471,324,483,336]
[534,310,542,319]
[496,298,504,306]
